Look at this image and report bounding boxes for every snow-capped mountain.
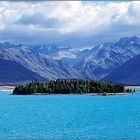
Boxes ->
[74,36,140,80]
[32,36,140,80]
[32,44,71,57]
[0,36,140,84]
[0,45,82,84]
[60,48,93,66]
[32,44,93,66]
[0,42,19,49]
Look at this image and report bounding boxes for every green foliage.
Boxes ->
[125,88,135,94]
[13,79,130,95]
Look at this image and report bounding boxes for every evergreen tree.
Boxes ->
[13,79,132,95]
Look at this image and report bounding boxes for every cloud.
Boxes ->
[17,14,61,28]
[0,1,140,48]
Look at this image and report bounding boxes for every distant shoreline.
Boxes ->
[88,92,132,96]
[125,86,140,89]
[0,86,15,92]
[10,92,132,96]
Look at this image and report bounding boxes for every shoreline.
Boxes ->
[125,86,140,89]
[12,92,132,96]
[87,92,132,96]
[0,86,15,92]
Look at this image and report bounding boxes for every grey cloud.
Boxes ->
[1,23,140,49]
[16,14,60,28]
[0,1,140,49]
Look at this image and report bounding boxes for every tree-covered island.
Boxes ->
[13,79,135,95]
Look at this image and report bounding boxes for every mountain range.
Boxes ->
[103,54,140,85]
[0,36,140,85]
[0,45,82,85]
[73,36,140,80]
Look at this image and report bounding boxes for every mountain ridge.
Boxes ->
[0,45,83,84]
[0,36,140,85]
[103,54,140,85]
[73,36,140,80]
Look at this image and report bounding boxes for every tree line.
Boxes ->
[13,79,135,95]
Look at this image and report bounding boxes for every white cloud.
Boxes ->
[0,1,140,47]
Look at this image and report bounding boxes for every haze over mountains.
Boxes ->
[0,36,140,85]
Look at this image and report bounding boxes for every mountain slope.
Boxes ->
[0,36,140,83]
[103,54,140,85]
[74,36,140,80]
[0,45,82,83]
[0,58,45,85]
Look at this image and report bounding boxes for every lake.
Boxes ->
[0,90,140,139]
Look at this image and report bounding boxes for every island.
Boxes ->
[12,79,135,95]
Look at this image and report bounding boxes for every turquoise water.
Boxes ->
[0,91,140,139]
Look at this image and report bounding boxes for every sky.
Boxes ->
[0,1,140,48]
